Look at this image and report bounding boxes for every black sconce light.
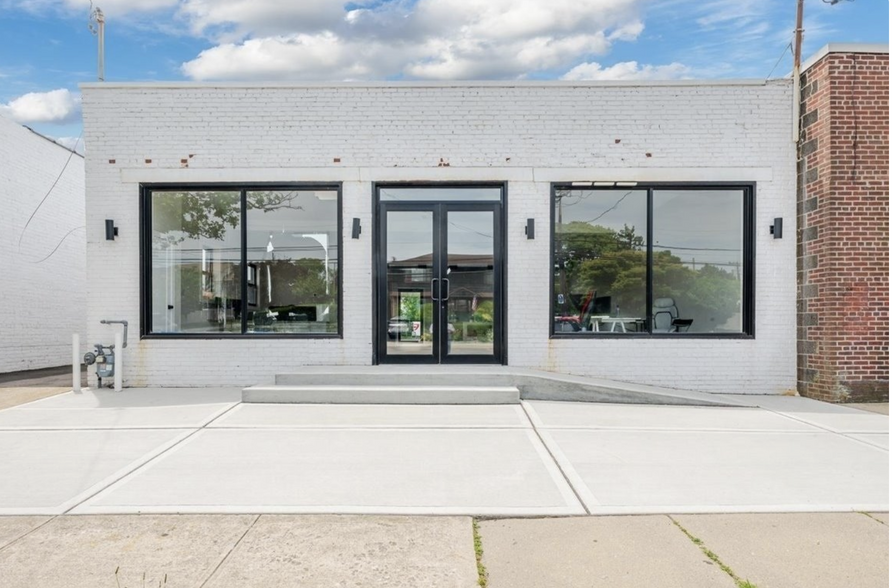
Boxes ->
[525,218,535,239]
[770,217,783,239]
[351,218,362,239]
[105,219,118,240]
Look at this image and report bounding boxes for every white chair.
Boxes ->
[652,298,693,333]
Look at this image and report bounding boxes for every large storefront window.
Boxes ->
[552,184,752,336]
[150,190,243,334]
[145,185,340,337]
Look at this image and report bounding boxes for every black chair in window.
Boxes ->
[652,298,693,333]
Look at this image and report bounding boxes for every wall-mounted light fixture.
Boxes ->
[105,219,118,240]
[770,217,783,239]
[525,218,535,239]
[351,218,362,239]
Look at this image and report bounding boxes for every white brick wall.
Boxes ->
[0,115,86,373]
[81,81,796,393]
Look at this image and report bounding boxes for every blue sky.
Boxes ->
[0,0,887,148]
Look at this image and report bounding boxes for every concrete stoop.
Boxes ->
[242,367,733,405]
[242,385,520,404]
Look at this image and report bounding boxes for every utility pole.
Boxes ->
[793,0,852,142]
[89,5,105,81]
[792,0,804,142]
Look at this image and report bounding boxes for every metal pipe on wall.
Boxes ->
[113,331,123,392]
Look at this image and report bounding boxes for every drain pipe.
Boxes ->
[100,320,128,391]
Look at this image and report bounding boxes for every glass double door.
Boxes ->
[377,202,502,363]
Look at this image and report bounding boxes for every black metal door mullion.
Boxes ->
[433,203,443,363]
[376,203,388,361]
[492,203,502,363]
[240,190,248,334]
[645,189,654,333]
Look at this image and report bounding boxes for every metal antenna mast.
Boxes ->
[89,3,105,81]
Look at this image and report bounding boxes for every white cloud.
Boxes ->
[182,33,386,81]
[0,89,81,124]
[404,34,611,80]
[53,135,86,154]
[182,0,648,81]
[179,0,343,39]
[560,61,691,81]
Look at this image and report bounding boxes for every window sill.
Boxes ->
[549,332,754,340]
[141,333,343,340]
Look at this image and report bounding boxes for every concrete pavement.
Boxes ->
[478,516,737,587]
[848,403,890,415]
[0,388,886,515]
[1,512,885,588]
[478,512,889,588]
[672,513,890,588]
[0,515,478,588]
[0,386,887,587]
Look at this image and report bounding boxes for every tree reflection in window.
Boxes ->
[149,187,339,335]
[553,187,745,335]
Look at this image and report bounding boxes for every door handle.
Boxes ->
[442,278,450,301]
[431,278,439,301]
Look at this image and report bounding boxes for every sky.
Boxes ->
[0,0,887,151]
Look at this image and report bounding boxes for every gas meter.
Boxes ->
[84,343,115,388]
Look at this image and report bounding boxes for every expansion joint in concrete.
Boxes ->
[199,514,261,588]
[519,402,590,515]
[0,515,58,553]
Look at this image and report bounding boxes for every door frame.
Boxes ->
[372,182,508,365]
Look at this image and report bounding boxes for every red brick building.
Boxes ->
[798,44,889,402]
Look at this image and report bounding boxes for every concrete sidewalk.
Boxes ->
[479,512,889,588]
[0,512,886,588]
[0,385,887,587]
[0,388,886,515]
[0,514,478,588]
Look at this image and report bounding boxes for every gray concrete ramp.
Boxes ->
[267,366,731,405]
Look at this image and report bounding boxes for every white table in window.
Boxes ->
[596,317,645,333]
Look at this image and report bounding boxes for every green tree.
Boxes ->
[255,259,336,308]
[399,294,421,322]
[555,221,741,331]
[152,191,302,243]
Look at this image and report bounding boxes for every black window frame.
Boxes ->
[140,182,343,339]
[549,182,755,339]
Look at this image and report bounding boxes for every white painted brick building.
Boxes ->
[0,115,86,373]
[81,80,796,393]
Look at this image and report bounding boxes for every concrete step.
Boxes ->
[242,385,521,405]
[277,372,516,388]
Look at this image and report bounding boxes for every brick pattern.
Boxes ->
[0,116,86,373]
[798,52,890,402]
[82,82,796,392]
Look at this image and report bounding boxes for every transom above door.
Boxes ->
[375,185,505,364]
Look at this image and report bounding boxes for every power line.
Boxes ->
[766,41,793,79]
[26,225,85,264]
[18,130,83,250]
[578,190,635,224]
